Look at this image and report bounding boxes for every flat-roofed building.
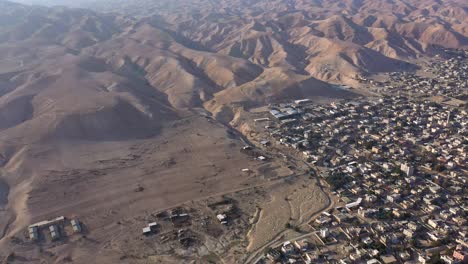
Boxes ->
[142,226,151,236]
[28,226,39,241]
[71,219,82,233]
[49,225,60,240]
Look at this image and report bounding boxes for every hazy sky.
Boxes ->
[10,0,97,7]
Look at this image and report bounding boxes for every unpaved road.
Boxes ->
[243,146,334,264]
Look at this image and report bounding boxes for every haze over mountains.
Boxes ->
[1,0,466,134]
[0,0,466,261]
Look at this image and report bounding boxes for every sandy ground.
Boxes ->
[228,106,331,254]
[246,176,328,252]
[0,113,292,263]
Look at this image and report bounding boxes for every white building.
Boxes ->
[401,163,415,176]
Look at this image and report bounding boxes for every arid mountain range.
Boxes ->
[0,0,466,137]
[0,0,466,262]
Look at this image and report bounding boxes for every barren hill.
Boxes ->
[0,0,466,262]
[80,0,466,82]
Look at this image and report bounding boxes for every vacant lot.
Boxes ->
[246,176,328,252]
[0,114,290,263]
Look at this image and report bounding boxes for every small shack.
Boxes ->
[216,214,228,225]
[49,225,60,240]
[71,219,82,233]
[142,226,152,236]
[28,226,39,241]
[170,213,190,226]
[148,222,158,231]
[142,222,159,236]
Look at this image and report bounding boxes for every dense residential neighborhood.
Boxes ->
[364,49,467,105]
[253,53,467,264]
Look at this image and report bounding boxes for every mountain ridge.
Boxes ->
[0,2,466,260]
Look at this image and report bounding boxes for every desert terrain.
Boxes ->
[0,0,466,263]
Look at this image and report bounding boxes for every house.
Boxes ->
[380,254,397,264]
[408,222,419,231]
[143,222,159,235]
[381,234,400,245]
[315,216,331,225]
[453,217,466,226]
[365,194,377,203]
[441,255,456,264]
[281,241,295,255]
[398,251,411,261]
[386,194,401,203]
[400,200,413,209]
[392,209,403,218]
[340,258,352,264]
[170,213,190,226]
[71,219,82,233]
[346,197,363,209]
[350,252,362,261]
[428,219,442,229]
[217,214,228,225]
[418,253,429,264]
[28,226,39,241]
[49,225,60,240]
[401,163,415,176]
[358,208,377,218]
[148,222,158,230]
[361,236,373,245]
[142,226,152,236]
[293,239,309,252]
[453,244,468,263]
[346,166,357,173]
[303,253,317,264]
[266,248,281,261]
[403,229,415,238]
[320,228,329,239]
[372,146,380,154]
[334,213,349,223]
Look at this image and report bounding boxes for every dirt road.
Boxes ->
[243,147,335,264]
